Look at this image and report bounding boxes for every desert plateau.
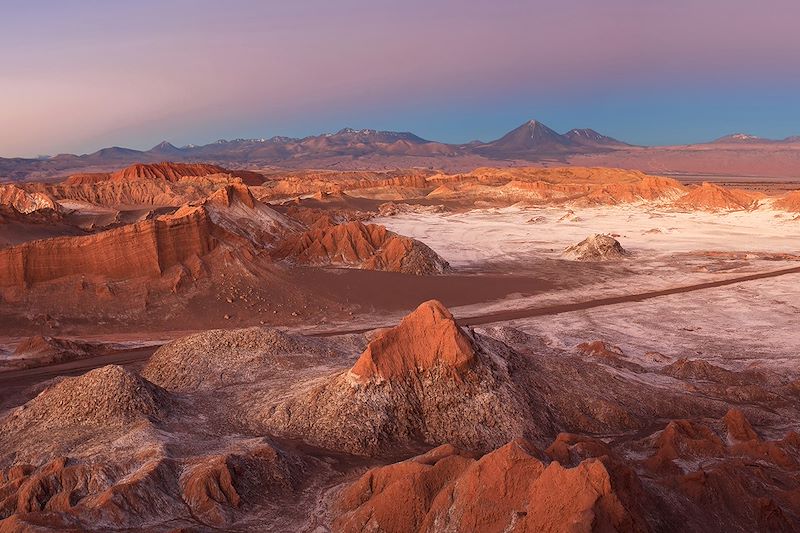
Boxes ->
[1,159,799,532]
[2,1,800,532]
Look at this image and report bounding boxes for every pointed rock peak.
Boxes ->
[350,299,475,382]
[482,120,571,152]
[723,409,759,442]
[205,183,256,209]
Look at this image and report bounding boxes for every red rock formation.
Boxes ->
[262,300,531,455]
[351,300,475,381]
[180,445,299,527]
[334,439,650,533]
[0,185,293,288]
[0,206,217,287]
[64,162,265,186]
[425,167,685,206]
[636,411,800,531]
[0,184,60,213]
[580,175,687,205]
[44,174,237,207]
[644,419,726,473]
[674,182,763,210]
[577,340,626,360]
[274,219,450,275]
[774,190,800,212]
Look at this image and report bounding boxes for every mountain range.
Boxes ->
[3,120,800,182]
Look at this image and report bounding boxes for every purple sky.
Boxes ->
[1,0,799,157]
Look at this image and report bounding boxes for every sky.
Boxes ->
[1,0,799,157]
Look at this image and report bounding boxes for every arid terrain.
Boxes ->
[1,159,799,532]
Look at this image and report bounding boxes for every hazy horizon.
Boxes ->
[2,0,799,158]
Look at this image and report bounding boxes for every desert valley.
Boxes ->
[1,129,799,531]
[3,1,800,530]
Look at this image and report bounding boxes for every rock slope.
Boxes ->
[262,300,532,455]
[334,439,650,533]
[0,301,798,530]
[0,184,295,288]
[674,182,763,210]
[64,161,265,186]
[273,219,450,275]
[0,184,61,213]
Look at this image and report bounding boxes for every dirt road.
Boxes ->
[2,264,799,409]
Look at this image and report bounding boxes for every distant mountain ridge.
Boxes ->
[710,132,800,144]
[2,120,800,182]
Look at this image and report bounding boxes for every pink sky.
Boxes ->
[1,0,799,156]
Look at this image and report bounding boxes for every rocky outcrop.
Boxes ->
[44,173,238,207]
[674,182,763,210]
[64,162,265,186]
[0,204,64,226]
[1,365,169,432]
[179,444,302,527]
[274,219,450,275]
[0,315,798,530]
[634,410,800,531]
[578,175,687,205]
[262,300,531,455]
[422,167,686,206]
[142,327,345,392]
[350,300,475,381]
[335,408,800,532]
[0,205,217,287]
[334,439,651,533]
[0,185,60,214]
[6,336,110,369]
[0,443,304,530]
[774,190,800,212]
[0,185,295,288]
[37,163,267,208]
[661,358,744,384]
[564,234,628,261]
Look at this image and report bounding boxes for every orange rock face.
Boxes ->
[674,182,763,210]
[0,205,217,287]
[0,185,291,288]
[274,220,450,274]
[774,190,800,212]
[38,162,266,208]
[350,300,475,381]
[423,167,686,206]
[580,175,687,205]
[334,439,649,533]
